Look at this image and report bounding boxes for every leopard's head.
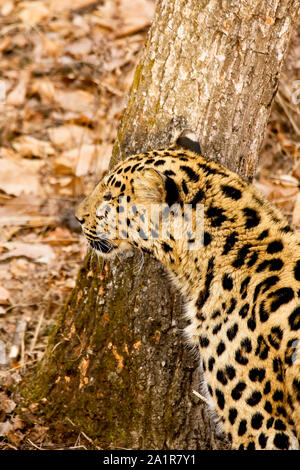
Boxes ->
[76,152,201,259]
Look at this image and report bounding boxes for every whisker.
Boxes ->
[128,232,146,274]
[134,250,144,274]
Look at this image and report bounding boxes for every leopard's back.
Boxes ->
[76,137,300,449]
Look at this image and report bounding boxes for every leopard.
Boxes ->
[76,135,300,450]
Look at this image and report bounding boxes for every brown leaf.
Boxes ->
[6,71,30,107]
[49,0,97,13]
[43,227,75,245]
[0,36,11,53]
[12,135,55,158]
[7,429,24,447]
[0,392,16,413]
[18,1,49,25]
[48,124,94,150]
[254,177,299,201]
[0,243,56,264]
[52,144,96,176]
[95,0,154,37]
[10,259,30,278]
[0,416,23,437]
[55,89,94,115]
[42,37,63,59]
[1,1,14,16]
[117,0,155,36]
[0,286,10,304]
[0,194,56,228]
[30,78,56,103]
[0,421,13,437]
[0,158,44,196]
[65,38,93,58]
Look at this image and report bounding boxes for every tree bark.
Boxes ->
[21,0,300,450]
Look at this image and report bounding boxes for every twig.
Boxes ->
[276,91,300,136]
[192,389,210,404]
[8,318,27,362]
[29,309,45,354]
[65,417,101,449]
[27,438,44,450]
[2,441,18,450]
[0,358,38,376]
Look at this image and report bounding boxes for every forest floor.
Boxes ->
[0,0,300,450]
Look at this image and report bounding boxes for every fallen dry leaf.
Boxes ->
[0,392,16,413]
[9,259,30,278]
[117,0,155,36]
[7,428,24,447]
[0,286,10,304]
[275,174,299,187]
[12,135,55,158]
[0,215,55,228]
[65,37,93,58]
[0,36,11,53]
[0,243,55,264]
[94,142,113,174]
[52,142,112,176]
[0,421,13,437]
[30,78,56,103]
[47,124,94,150]
[95,0,154,36]
[6,71,30,107]
[0,193,56,228]
[42,36,63,59]
[18,1,49,25]
[55,89,95,115]
[254,177,299,201]
[0,147,18,159]
[0,416,23,438]
[49,0,96,12]
[0,158,44,196]
[1,1,14,16]
[52,144,96,176]
[0,226,21,243]
[0,265,12,281]
[43,227,75,245]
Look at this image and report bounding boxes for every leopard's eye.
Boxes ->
[103,192,112,201]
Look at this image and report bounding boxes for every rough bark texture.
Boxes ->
[21,0,300,450]
[112,0,300,178]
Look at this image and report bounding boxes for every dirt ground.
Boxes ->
[0,0,300,450]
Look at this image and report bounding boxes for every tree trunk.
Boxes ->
[21,0,300,450]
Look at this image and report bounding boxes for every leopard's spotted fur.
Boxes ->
[76,137,300,450]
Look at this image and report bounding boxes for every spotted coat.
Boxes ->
[76,138,300,450]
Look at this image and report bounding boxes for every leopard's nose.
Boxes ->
[75,215,85,224]
[76,196,89,224]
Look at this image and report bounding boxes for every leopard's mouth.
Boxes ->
[88,237,117,254]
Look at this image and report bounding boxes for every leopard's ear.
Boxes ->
[176,130,201,155]
[134,168,181,206]
[134,168,166,204]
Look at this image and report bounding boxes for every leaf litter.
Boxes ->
[0,0,154,449]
